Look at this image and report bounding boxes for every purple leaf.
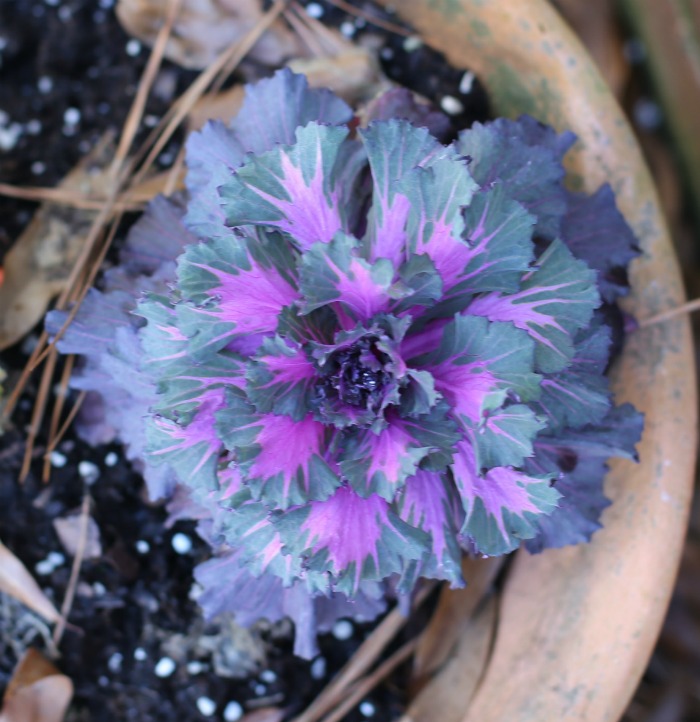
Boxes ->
[465,404,546,470]
[195,551,319,657]
[535,321,612,430]
[457,116,574,239]
[146,386,227,488]
[413,315,540,424]
[339,413,435,500]
[136,295,189,376]
[220,123,350,251]
[396,469,465,587]
[362,87,452,140]
[216,390,339,508]
[360,120,450,267]
[525,404,643,551]
[467,239,599,373]
[447,184,535,303]
[121,195,197,275]
[228,67,353,155]
[400,157,478,294]
[277,484,429,595]
[195,550,385,659]
[185,68,352,243]
[299,232,395,321]
[176,231,299,355]
[452,437,559,556]
[338,403,460,499]
[246,336,318,420]
[561,185,640,302]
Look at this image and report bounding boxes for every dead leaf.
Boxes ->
[411,556,502,691]
[400,597,497,722]
[188,85,246,130]
[0,649,73,722]
[116,0,305,70]
[189,48,386,130]
[0,541,60,624]
[287,47,387,105]
[0,136,115,351]
[53,514,102,559]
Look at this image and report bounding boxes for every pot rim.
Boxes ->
[375,1,697,720]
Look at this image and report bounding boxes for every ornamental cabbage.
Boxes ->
[47,69,643,657]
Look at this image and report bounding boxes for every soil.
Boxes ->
[0,2,489,721]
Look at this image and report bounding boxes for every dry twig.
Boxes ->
[292,583,435,722]
[52,492,91,647]
[322,0,411,37]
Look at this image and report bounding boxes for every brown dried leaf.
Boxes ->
[116,0,305,70]
[399,597,497,722]
[0,136,115,351]
[189,47,385,130]
[411,556,502,692]
[188,85,246,130]
[287,47,387,105]
[0,649,72,722]
[52,514,102,560]
[0,541,60,624]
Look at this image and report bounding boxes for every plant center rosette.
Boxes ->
[47,70,643,657]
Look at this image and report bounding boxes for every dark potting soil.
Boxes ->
[0,1,489,720]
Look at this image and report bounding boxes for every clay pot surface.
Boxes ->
[375,1,697,720]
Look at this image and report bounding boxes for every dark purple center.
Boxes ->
[318,338,390,410]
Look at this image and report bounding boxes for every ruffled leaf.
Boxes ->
[361,120,450,267]
[219,123,350,251]
[153,352,246,417]
[276,485,429,595]
[362,87,452,140]
[457,116,574,238]
[524,404,643,551]
[195,550,385,659]
[392,253,443,315]
[452,438,559,556]
[216,390,339,508]
[176,230,299,355]
[227,67,353,156]
[561,184,640,302]
[467,239,600,373]
[299,232,395,321]
[466,404,546,470]
[47,285,179,500]
[401,155,478,293]
[398,368,439,417]
[412,315,540,424]
[146,387,227,488]
[185,68,352,242]
[339,407,460,500]
[215,500,301,584]
[137,294,189,376]
[277,304,336,346]
[396,470,465,587]
[535,321,612,430]
[121,195,197,275]
[246,336,317,420]
[449,184,535,300]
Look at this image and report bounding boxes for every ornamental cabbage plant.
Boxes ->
[47,70,643,658]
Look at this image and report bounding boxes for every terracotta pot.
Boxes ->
[372,1,697,720]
